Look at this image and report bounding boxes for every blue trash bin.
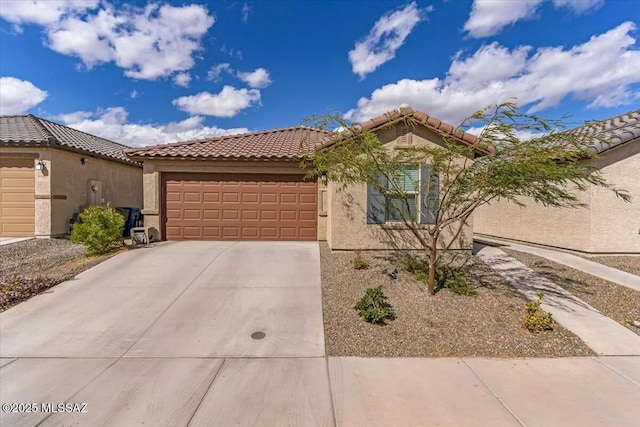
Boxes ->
[116,207,142,237]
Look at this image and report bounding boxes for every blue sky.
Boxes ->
[1,0,639,146]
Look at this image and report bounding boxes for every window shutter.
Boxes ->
[367,175,387,224]
[420,165,439,224]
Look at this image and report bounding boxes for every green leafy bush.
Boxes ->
[400,255,428,274]
[70,204,125,255]
[352,251,369,270]
[355,285,396,324]
[522,292,554,333]
[436,265,476,296]
[400,256,476,296]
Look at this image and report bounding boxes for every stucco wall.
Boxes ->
[49,150,142,236]
[1,147,142,237]
[326,124,475,251]
[139,160,314,240]
[589,141,640,253]
[474,140,639,254]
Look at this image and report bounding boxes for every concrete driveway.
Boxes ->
[3,241,639,426]
[1,241,332,426]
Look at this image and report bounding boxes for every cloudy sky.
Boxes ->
[1,0,639,146]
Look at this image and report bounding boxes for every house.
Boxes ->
[124,107,488,250]
[0,115,143,238]
[475,109,640,254]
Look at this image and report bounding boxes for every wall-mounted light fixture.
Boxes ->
[35,160,45,170]
[320,172,328,184]
[80,157,87,165]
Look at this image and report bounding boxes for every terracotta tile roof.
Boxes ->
[573,109,640,154]
[0,114,138,165]
[319,106,492,155]
[124,126,330,160]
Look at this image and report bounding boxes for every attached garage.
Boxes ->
[0,157,35,237]
[163,173,317,241]
[125,126,329,242]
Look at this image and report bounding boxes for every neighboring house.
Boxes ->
[475,109,640,254]
[0,115,143,238]
[124,107,488,250]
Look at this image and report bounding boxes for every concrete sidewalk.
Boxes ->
[2,355,639,426]
[476,236,640,292]
[0,237,33,246]
[475,243,640,356]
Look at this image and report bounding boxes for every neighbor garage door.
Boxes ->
[164,173,317,241]
[0,157,35,237]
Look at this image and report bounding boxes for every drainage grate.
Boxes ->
[251,331,266,340]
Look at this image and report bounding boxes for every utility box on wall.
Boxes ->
[87,179,103,206]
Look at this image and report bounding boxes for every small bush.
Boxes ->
[351,251,369,270]
[0,274,62,310]
[70,204,125,256]
[400,256,476,296]
[400,255,428,274]
[522,292,554,333]
[355,285,396,324]
[436,265,476,296]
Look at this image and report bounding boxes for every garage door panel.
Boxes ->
[203,210,220,220]
[164,173,317,241]
[0,158,35,237]
[183,192,202,202]
[203,227,220,238]
[203,192,220,202]
[299,194,316,204]
[261,193,278,204]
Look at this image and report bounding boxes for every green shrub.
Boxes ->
[522,292,554,333]
[351,251,369,270]
[436,264,476,296]
[355,285,396,324]
[400,256,476,296]
[400,255,427,274]
[70,204,125,256]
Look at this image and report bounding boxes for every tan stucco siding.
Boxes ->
[475,140,640,254]
[326,125,474,251]
[0,147,142,237]
[139,160,315,240]
[474,193,592,252]
[589,142,640,253]
[49,150,142,236]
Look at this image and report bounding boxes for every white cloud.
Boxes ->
[237,68,272,88]
[348,2,427,79]
[552,0,603,14]
[242,2,252,23]
[173,72,192,88]
[345,22,640,125]
[206,63,232,82]
[130,90,139,99]
[1,2,215,81]
[0,0,98,28]
[56,107,249,147]
[464,0,604,38]
[172,85,261,117]
[0,76,48,115]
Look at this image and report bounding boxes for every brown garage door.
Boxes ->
[164,173,317,241]
[0,157,35,237]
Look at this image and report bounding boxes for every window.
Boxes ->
[387,165,419,221]
[367,165,439,225]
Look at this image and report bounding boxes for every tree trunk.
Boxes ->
[428,248,437,295]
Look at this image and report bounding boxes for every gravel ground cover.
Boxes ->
[587,256,640,276]
[0,238,119,312]
[320,243,594,357]
[505,249,640,336]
